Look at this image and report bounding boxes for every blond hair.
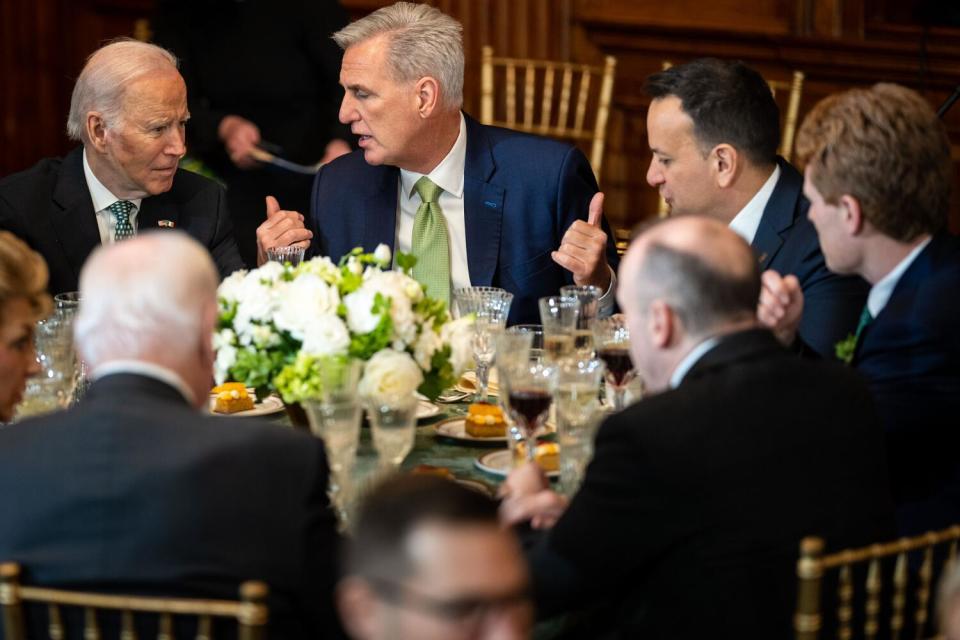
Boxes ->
[0,231,51,324]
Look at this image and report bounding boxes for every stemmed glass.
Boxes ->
[367,393,419,473]
[499,358,557,463]
[538,296,580,363]
[559,285,603,359]
[555,357,605,495]
[594,316,636,412]
[452,287,513,403]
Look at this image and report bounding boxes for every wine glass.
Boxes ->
[555,357,605,495]
[559,285,602,359]
[594,316,636,411]
[508,324,544,363]
[538,295,580,364]
[452,287,513,403]
[500,359,557,463]
[367,393,419,473]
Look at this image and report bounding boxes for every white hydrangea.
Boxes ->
[358,348,424,401]
[301,315,351,357]
[413,328,442,371]
[273,274,340,340]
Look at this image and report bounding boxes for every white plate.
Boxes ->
[474,449,559,479]
[209,394,285,417]
[434,417,511,443]
[417,400,441,420]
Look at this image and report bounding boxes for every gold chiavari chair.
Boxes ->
[653,64,805,220]
[794,525,960,640]
[0,563,268,640]
[480,46,617,183]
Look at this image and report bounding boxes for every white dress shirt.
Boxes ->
[92,360,197,407]
[728,165,781,245]
[669,336,721,389]
[867,236,931,318]
[82,149,142,244]
[395,113,615,311]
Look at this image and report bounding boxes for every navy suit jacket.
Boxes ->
[0,147,245,294]
[756,159,869,356]
[309,114,620,324]
[853,232,960,535]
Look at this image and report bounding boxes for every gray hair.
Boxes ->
[66,39,179,144]
[75,232,218,369]
[632,237,760,338]
[333,2,464,108]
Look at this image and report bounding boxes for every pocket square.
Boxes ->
[158,220,175,228]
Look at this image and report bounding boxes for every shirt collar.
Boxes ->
[91,360,197,407]
[867,236,932,318]
[82,148,143,213]
[728,165,781,244]
[399,112,467,202]
[669,336,721,389]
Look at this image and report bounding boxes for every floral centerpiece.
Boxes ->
[213,245,473,404]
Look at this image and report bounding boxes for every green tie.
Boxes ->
[107,200,136,241]
[853,305,873,346]
[411,176,450,304]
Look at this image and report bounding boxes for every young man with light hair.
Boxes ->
[0,232,342,640]
[0,39,252,293]
[261,1,620,323]
[761,83,960,536]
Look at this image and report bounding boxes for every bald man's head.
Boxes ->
[619,216,760,339]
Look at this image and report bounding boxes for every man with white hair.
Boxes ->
[0,39,248,294]
[262,2,619,323]
[0,232,342,640]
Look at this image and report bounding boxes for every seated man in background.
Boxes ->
[762,83,960,536]
[337,475,532,640]
[500,216,895,639]
[642,58,867,356]
[260,1,620,322]
[0,233,341,639]
[0,39,245,294]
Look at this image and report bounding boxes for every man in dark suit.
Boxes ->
[0,233,342,639]
[641,58,868,356]
[500,216,895,638]
[764,83,960,536]
[264,2,619,323]
[0,40,245,294]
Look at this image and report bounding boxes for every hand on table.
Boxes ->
[552,192,612,292]
[218,115,261,170]
[498,462,568,530]
[757,270,804,346]
[255,196,313,266]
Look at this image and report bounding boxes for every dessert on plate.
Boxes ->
[212,383,255,414]
[465,402,506,437]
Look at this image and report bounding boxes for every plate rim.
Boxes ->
[474,448,560,478]
[433,416,510,444]
[209,394,285,417]
[416,399,441,420]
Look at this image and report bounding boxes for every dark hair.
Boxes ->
[343,475,499,580]
[645,58,780,166]
[637,238,761,336]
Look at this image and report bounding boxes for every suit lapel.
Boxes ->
[361,165,399,253]
[752,158,803,271]
[51,148,104,284]
[463,115,503,287]
[138,192,179,232]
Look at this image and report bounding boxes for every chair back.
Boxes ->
[480,46,617,182]
[794,525,960,640]
[0,563,268,640]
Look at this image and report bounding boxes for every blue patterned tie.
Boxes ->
[107,200,136,241]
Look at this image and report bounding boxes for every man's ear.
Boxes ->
[839,194,865,236]
[336,578,382,640]
[415,76,441,118]
[648,299,675,349]
[712,144,739,189]
[86,113,109,153]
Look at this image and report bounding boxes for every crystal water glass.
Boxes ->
[15,312,76,420]
[266,245,306,267]
[539,295,581,363]
[453,287,513,403]
[54,291,89,403]
[560,285,603,359]
[594,316,636,411]
[508,324,544,363]
[555,357,605,496]
[367,393,418,472]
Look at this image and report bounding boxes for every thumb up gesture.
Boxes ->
[551,192,611,290]
[254,196,313,266]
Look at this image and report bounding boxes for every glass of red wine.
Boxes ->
[594,316,636,411]
[500,360,557,463]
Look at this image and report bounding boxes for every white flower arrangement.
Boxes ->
[214,245,472,404]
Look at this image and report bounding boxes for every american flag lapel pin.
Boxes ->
[158,220,175,228]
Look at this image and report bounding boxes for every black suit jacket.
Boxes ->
[528,329,895,639]
[0,147,244,293]
[757,159,869,357]
[853,232,960,535]
[0,374,341,640]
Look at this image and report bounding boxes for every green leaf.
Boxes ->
[417,344,454,400]
[834,333,856,365]
[396,252,417,273]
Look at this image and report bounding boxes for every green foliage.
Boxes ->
[349,312,394,360]
[835,333,856,365]
[417,344,454,401]
[396,251,417,274]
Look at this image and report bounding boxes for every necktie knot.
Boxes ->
[414,176,442,204]
[107,200,135,241]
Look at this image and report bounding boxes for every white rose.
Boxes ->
[343,287,381,334]
[302,315,351,357]
[250,324,279,348]
[298,256,340,284]
[413,328,441,371]
[273,274,340,339]
[366,272,418,345]
[217,270,247,306]
[233,270,279,337]
[212,328,236,351]
[255,260,285,283]
[373,243,392,267]
[358,349,424,401]
[441,316,475,375]
[214,343,237,385]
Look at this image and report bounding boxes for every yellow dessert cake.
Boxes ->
[514,441,560,473]
[465,402,506,437]
[213,387,255,414]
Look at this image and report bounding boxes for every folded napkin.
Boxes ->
[458,368,499,394]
